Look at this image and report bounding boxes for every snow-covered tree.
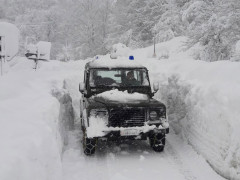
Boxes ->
[183,0,240,61]
[112,0,169,48]
[1,0,240,61]
[154,0,185,42]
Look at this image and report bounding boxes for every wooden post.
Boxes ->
[153,36,156,58]
[0,36,4,76]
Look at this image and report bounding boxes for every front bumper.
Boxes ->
[87,124,169,139]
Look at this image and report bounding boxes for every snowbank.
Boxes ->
[152,60,240,180]
[0,58,85,180]
[127,38,240,180]
[95,37,240,179]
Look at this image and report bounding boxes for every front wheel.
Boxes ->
[82,130,97,155]
[149,133,165,152]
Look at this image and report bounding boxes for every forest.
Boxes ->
[0,0,240,61]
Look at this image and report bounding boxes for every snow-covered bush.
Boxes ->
[156,74,191,134]
[231,40,240,61]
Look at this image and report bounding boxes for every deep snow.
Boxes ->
[0,58,84,180]
[0,36,239,180]
[131,37,240,180]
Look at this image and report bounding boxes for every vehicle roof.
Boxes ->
[85,56,147,70]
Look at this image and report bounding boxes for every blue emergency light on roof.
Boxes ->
[129,56,134,60]
[96,56,99,59]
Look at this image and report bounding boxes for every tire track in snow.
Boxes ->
[63,127,113,180]
[63,126,224,180]
[164,132,226,180]
[165,139,197,180]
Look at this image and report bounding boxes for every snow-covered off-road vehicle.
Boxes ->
[79,56,169,155]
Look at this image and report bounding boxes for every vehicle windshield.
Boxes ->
[89,68,150,87]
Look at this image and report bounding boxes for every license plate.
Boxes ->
[120,129,140,136]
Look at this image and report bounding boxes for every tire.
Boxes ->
[149,133,165,152]
[82,130,97,155]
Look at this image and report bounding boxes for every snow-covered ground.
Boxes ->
[0,37,239,180]
[62,127,225,180]
[0,58,84,180]
[131,37,240,180]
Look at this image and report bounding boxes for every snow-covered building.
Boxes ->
[25,41,52,61]
[0,22,19,61]
[36,41,51,61]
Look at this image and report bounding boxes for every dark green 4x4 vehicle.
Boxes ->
[79,57,169,155]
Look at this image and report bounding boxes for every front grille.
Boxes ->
[109,108,145,127]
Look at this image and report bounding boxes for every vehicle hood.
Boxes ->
[88,89,164,108]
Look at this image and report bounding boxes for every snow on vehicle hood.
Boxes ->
[92,89,150,104]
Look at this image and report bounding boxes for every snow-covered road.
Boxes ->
[62,125,225,180]
[60,48,228,180]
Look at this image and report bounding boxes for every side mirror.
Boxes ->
[153,82,159,92]
[79,82,85,93]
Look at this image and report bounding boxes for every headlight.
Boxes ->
[149,111,158,120]
[160,115,169,128]
[90,108,108,119]
[149,107,166,121]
